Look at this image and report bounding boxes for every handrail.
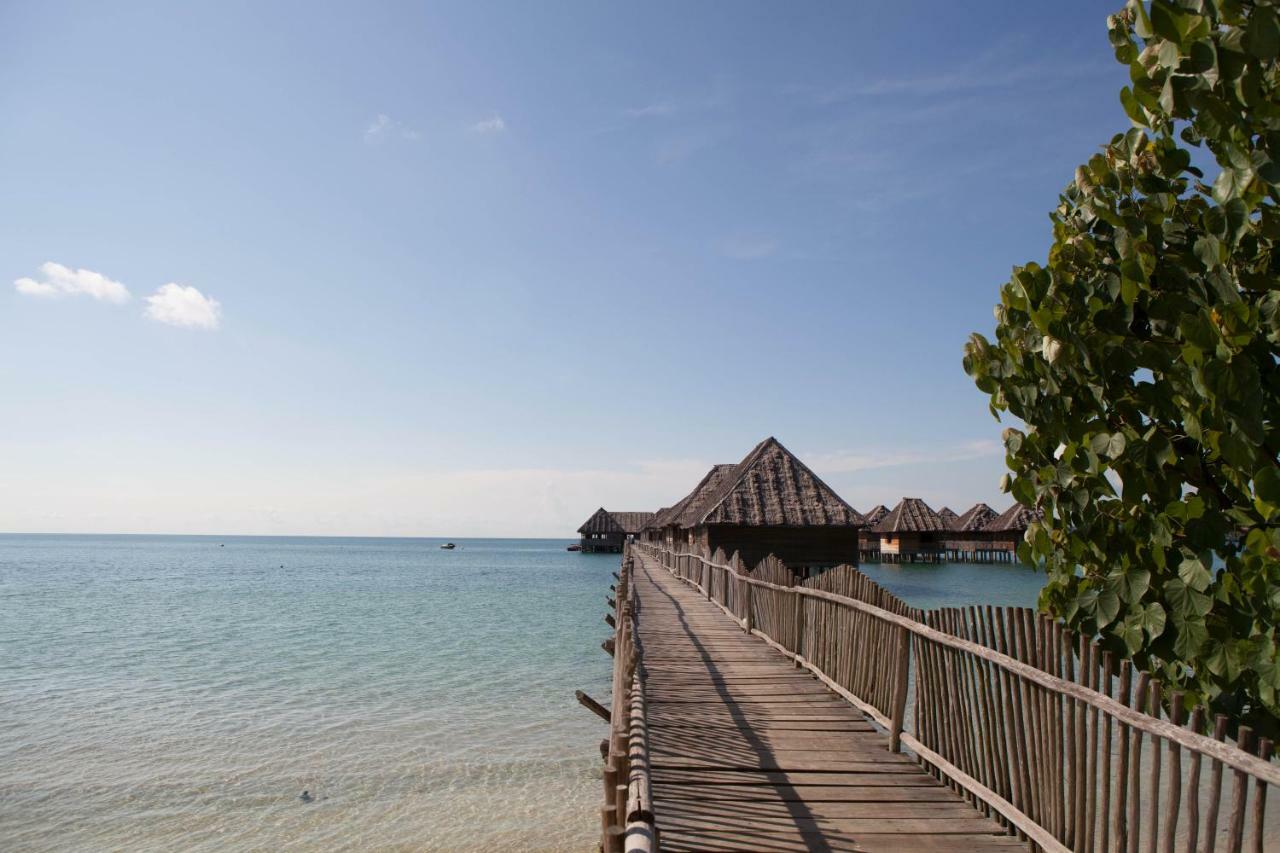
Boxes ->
[638,542,1279,786]
[598,544,654,853]
[635,540,1278,853]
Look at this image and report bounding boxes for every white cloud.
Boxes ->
[364,113,420,143]
[13,262,130,303]
[470,114,507,134]
[144,283,221,330]
[719,235,779,260]
[623,101,678,118]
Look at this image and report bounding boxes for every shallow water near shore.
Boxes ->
[1,535,1048,852]
[0,535,616,852]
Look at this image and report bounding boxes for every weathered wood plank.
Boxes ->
[630,552,1024,851]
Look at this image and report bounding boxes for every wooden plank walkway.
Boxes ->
[632,551,1026,852]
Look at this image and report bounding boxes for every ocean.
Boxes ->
[0,535,1044,851]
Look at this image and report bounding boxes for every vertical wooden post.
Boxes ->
[743,578,753,634]
[793,588,805,662]
[889,624,911,752]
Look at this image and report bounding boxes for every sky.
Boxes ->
[1,1,1134,537]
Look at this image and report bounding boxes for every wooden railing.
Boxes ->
[636,541,1279,853]
[598,546,654,853]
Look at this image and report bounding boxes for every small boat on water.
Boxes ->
[567,544,582,552]
[440,542,456,550]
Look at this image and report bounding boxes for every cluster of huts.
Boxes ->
[575,437,1039,568]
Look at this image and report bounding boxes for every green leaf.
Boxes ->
[1096,588,1122,626]
[1256,465,1280,505]
[1194,235,1221,269]
[1143,602,1167,640]
[1245,7,1280,60]
[1178,555,1213,592]
[1108,432,1127,459]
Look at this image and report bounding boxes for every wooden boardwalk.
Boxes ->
[631,551,1025,852]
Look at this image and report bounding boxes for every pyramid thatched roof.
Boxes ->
[578,508,655,535]
[610,512,656,534]
[873,498,947,533]
[578,507,621,534]
[646,464,736,530]
[861,505,890,528]
[684,437,863,528]
[938,506,959,525]
[951,502,998,533]
[987,503,1041,533]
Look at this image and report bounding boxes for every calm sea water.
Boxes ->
[0,536,617,852]
[0,535,1044,852]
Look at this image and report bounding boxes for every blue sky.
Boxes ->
[2,1,1130,536]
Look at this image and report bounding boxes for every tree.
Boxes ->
[963,0,1280,734]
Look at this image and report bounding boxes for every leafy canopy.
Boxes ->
[963,0,1280,733]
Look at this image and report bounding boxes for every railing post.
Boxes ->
[793,588,805,663]
[889,624,911,752]
[742,577,753,634]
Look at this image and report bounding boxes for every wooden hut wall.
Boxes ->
[702,524,860,569]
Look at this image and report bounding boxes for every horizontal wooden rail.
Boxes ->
[643,543,1280,787]
[597,545,654,853]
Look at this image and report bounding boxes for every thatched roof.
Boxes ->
[647,464,736,530]
[862,505,890,528]
[673,464,741,528]
[611,512,656,534]
[987,503,1041,533]
[684,437,863,528]
[938,506,959,525]
[578,507,620,534]
[873,498,947,533]
[951,502,998,533]
[577,508,655,535]
[644,508,670,530]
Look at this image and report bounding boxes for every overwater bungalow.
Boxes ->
[938,506,959,527]
[872,497,948,563]
[858,504,890,562]
[653,437,863,573]
[982,503,1041,562]
[576,508,656,553]
[941,502,999,562]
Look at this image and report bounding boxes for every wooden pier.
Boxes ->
[593,543,1280,852]
[631,551,1022,851]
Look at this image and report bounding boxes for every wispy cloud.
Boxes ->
[806,440,1002,475]
[14,262,130,303]
[364,113,420,143]
[623,101,678,119]
[470,114,507,134]
[718,235,779,261]
[144,283,221,330]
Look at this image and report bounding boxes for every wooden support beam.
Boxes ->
[602,637,615,657]
[605,613,616,629]
[576,689,611,722]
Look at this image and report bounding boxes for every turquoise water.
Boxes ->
[0,535,1046,852]
[0,536,616,852]
[857,559,1045,611]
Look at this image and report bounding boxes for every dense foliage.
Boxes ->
[963,0,1280,733]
